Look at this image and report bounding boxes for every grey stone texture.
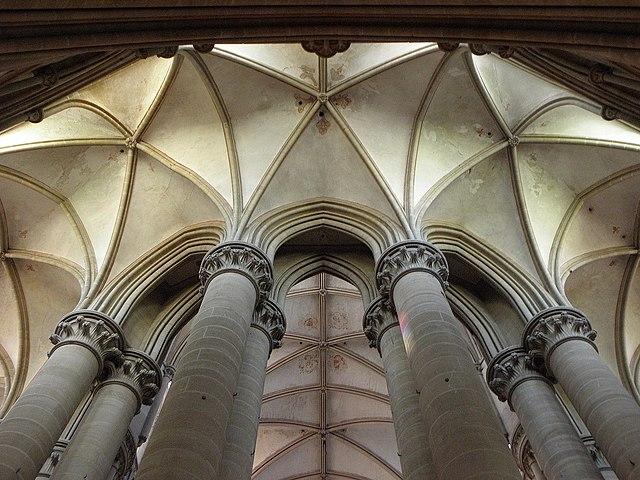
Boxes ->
[525,307,640,480]
[219,300,285,480]
[377,241,521,480]
[488,346,603,480]
[137,242,273,480]
[364,297,435,480]
[0,311,124,480]
[51,350,160,480]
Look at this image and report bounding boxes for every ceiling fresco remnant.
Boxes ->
[0,42,639,475]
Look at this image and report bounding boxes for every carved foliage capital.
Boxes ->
[301,40,351,58]
[252,299,286,352]
[363,297,398,353]
[199,242,273,303]
[102,350,161,409]
[375,240,449,297]
[523,307,597,368]
[50,310,125,370]
[487,347,548,408]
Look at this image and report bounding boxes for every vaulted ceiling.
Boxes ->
[0,43,639,459]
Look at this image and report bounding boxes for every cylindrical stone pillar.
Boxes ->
[524,307,640,480]
[364,296,435,480]
[219,299,286,480]
[51,349,161,480]
[376,240,520,480]
[511,425,547,480]
[137,242,273,480]
[487,346,603,480]
[0,311,124,480]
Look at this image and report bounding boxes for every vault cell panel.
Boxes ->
[337,50,444,200]
[204,53,313,205]
[143,55,233,205]
[414,52,503,204]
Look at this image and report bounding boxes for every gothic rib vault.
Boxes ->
[0,42,639,479]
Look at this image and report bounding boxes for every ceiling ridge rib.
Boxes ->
[328,44,440,96]
[325,101,414,238]
[405,51,455,220]
[210,47,318,96]
[185,49,243,225]
[0,164,95,289]
[550,164,640,289]
[331,431,402,479]
[235,100,321,239]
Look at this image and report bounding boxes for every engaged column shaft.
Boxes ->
[377,241,520,480]
[219,300,285,480]
[488,347,603,480]
[525,308,640,480]
[364,297,434,480]
[51,350,161,480]
[0,311,124,480]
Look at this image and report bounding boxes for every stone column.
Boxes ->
[487,346,603,480]
[219,299,286,480]
[524,307,640,480]
[376,240,520,480]
[511,425,547,480]
[51,349,161,480]
[364,296,435,480]
[137,242,273,480]
[0,311,124,480]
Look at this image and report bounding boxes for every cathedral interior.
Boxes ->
[0,3,639,480]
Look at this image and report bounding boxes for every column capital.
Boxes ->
[100,349,162,411]
[487,346,550,410]
[511,424,539,479]
[375,240,448,297]
[199,242,273,303]
[49,310,125,371]
[252,299,286,352]
[523,307,597,369]
[363,296,398,354]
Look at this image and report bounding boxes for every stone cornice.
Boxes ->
[363,296,399,354]
[199,242,273,304]
[100,349,161,410]
[252,299,286,353]
[523,307,597,371]
[375,240,449,297]
[49,310,125,372]
[487,346,550,410]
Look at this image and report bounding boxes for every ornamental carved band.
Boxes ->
[486,346,549,410]
[50,310,125,370]
[375,240,449,297]
[252,299,286,352]
[101,349,162,410]
[199,242,273,303]
[523,307,597,370]
[363,297,399,354]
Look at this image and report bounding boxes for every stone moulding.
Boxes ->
[375,240,449,297]
[199,241,274,303]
